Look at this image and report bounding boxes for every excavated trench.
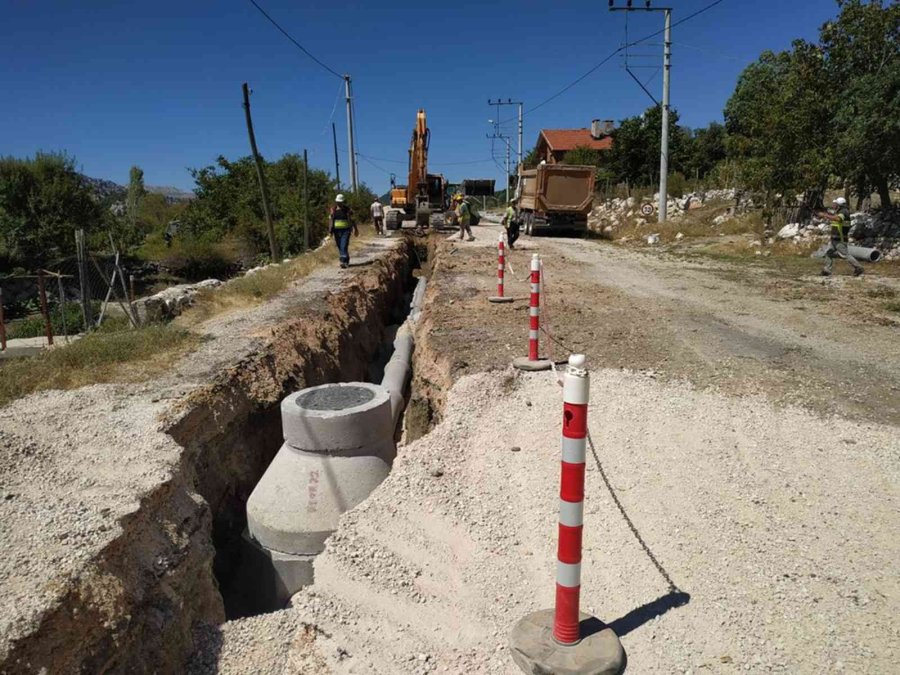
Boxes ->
[165,241,428,625]
[0,239,450,674]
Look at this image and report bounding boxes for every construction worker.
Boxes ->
[817,197,863,277]
[501,200,520,249]
[330,194,359,269]
[370,197,385,236]
[455,194,475,242]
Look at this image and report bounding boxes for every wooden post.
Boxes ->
[37,271,54,346]
[242,82,280,262]
[303,148,310,253]
[0,286,6,351]
[57,274,69,343]
[75,229,93,330]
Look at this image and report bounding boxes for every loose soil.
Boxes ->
[194,223,899,674]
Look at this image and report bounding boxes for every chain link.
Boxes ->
[586,428,680,593]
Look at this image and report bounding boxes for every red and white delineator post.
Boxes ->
[488,232,514,304]
[555,353,589,643]
[508,354,625,674]
[512,253,551,370]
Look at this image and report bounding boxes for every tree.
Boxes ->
[0,152,104,269]
[562,146,604,167]
[683,122,727,181]
[522,145,540,170]
[607,105,684,187]
[823,0,900,207]
[126,165,145,230]
[724,45,832,203]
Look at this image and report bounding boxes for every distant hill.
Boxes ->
[79,174,195,204]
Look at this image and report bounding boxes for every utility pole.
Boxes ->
[242,82,280,260]
[332,122,341,190]
[488,98,523,198]
[609,1,672,222]
[303,148,310,253]
[344,74,358,192]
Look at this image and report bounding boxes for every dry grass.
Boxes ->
[177,233,375,326]
[0,322,201,407]
[0,232,378,407]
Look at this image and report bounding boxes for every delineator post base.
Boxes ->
[509,609,626,675]
[488,296,515,304]
[513,356,553,371]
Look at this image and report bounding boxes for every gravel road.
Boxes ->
[196,227,899,674]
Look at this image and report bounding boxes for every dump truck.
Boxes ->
[386,109,448,230]
[517,164,596,234]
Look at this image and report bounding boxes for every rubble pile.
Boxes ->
[588,188,749,234]
[775,207,900,259]
[134,278,222,323]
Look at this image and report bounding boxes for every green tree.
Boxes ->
[607,105,684,188]
[823,0,900,207]
[522,145,540,170]
[724,44,832,202]
[0,152,104,269]
[562,145,604,167]
[683,122,727,181]
[126,166,145,229]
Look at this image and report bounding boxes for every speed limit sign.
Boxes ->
[640,203,655,216]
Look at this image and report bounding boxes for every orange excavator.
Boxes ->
[386,109,448,230]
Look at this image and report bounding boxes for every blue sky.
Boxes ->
[2,0,841,193]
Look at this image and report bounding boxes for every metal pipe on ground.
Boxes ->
[849,246,882,263]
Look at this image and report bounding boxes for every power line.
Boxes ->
[497,0,727,124]
[247,0,343,80]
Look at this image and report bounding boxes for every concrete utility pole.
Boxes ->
[609,1,673,222]
[488,98,524,195]
[332,122,341,190]
[242,82,280,260]
[344,74,358,192]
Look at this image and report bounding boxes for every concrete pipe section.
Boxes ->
[243,382,396,611]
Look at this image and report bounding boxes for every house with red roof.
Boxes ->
[534,120,615,164]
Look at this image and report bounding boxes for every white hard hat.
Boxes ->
[833,197,847,206]
[335,194,345,203]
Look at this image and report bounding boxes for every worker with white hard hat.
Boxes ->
[330,194,359,269]
[817,196,863,277]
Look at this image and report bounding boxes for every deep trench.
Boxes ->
[190,241,427,621]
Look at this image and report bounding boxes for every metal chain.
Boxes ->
[586,428,680,593]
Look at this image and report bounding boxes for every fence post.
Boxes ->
[0,286,6,351]
[57,274,69,343]
[75,229,93,330]
[37,271,54,346]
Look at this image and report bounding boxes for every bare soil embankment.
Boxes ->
[0,237,413,673]
[195,225,898,674]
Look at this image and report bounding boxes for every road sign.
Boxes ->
[640,203,655,216]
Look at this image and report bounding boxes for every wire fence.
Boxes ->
[1,232,140,352]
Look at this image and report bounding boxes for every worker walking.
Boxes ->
[455,194,475,242]
[371,197,385,236]
[502,201,520,249]
[330,194,359,269]
[818,197,863,277]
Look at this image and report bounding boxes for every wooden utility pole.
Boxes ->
[332,122,341,190]
[242,82,281,261]
[303,149,310,253]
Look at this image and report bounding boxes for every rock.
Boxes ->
[675,232,684,241]
[135,279,223,324]
[647,233,660,245]
[777,223,801,240]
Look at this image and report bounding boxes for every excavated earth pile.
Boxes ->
[189,226,899,674]
[0,237,414,673]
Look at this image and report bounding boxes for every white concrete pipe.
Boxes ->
[247,382,396,558]
[381,324,414,425]
[848,245,882,263]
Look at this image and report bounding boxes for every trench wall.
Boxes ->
[0,242,412,674]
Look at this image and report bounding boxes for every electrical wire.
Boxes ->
[496,0,728,124]
[247,0,343,80]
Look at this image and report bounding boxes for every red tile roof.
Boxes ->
[541,129,613,152]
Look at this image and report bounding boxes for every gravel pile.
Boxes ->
[199,367,899,673]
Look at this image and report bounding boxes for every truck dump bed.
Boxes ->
[519,164,595,214]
